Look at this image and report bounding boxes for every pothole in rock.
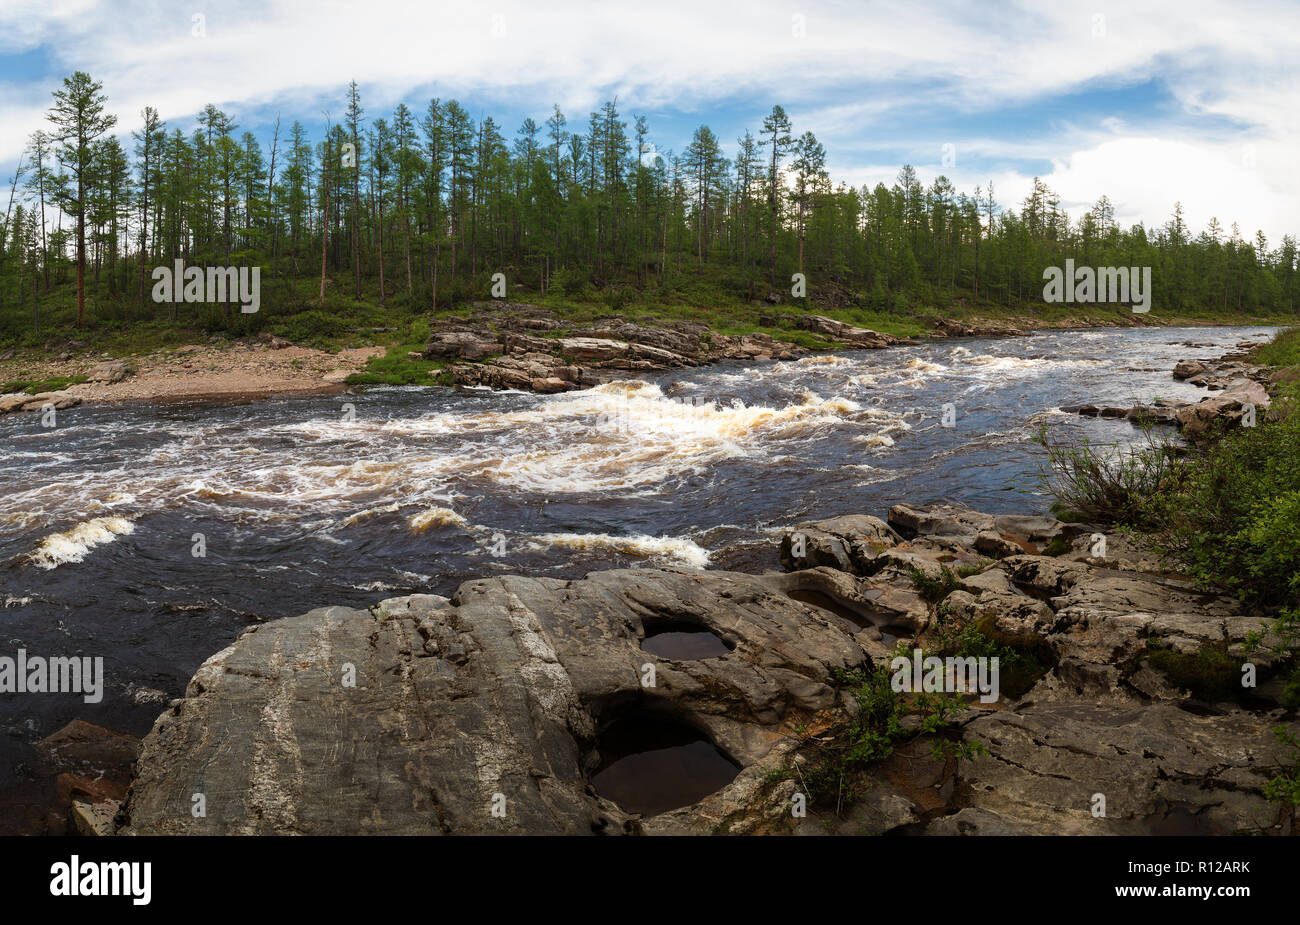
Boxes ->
[640,621,732,659]
[786,589,875,629]
[589,714,741,816]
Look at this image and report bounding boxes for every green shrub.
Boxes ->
[781,659,984,811]
[936,615,1050,700]
[912,565,958,603]
[1253,327,1300,368]
[1033,424,1180,528]
[1264,727,1300,806]
[1154,390,1300,605]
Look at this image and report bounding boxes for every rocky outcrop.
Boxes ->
[930,317,1030,337]
[917,701,1294,835]
[1175,378,1271,435]
[1174,356,1270,390]
[776,502,1298,836]
[1060,402,1180,424]
[119,497,1297,835]
[795,315,903,349]
[118,569,866,835]
[87,359,130,383]
[1063,344,1276,434]
[418,305,889,394]
[0,390,82,415]
[423,330,504,361]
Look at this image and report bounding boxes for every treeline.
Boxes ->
[2,70,1298,336]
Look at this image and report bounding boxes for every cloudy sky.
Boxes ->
[1,0,1296,242]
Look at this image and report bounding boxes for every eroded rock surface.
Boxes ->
[121,499,1297,836]
[119,569,865,835]
[419,305,897,394]
[777,502,1298,836]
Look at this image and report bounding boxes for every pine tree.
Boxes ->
[46,71,117,325]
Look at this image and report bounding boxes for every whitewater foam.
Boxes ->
[29,517,136,569]
[530,532,710,568]
[409,507,471,532]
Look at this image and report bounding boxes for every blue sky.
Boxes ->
[1,0,1296,242]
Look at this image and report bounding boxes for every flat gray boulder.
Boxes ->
[118,569,866,835]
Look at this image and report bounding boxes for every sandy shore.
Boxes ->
[1,342,385,406]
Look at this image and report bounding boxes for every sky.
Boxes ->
[0,0,1296,243]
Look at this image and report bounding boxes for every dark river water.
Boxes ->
[0,324,1274,796]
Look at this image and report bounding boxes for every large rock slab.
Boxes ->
[1175,379,1271,435]
[795,315,900,349]
[940,701,1297,835]
[423,330,503,361]
[119,569,866,835]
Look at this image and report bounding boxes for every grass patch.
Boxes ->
[934,614,1051,700]
[907,564,980,603]
[1253,327,1300,368]
[2,375,87,394]
[344,319,449,386]
[1042,535,1073,556]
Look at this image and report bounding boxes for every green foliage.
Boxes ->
[7,72,1300,351]
[1253,327,1300,368]
[934,615,1050,699]
[909,564,962,603]
[1042,534,1073,556]
[784,659,983,811]
[345,319,448,386]
[1,374,87,394]
[1153,388,1300,606]
[1033,424,1180,528]
[1263,726,1300,807]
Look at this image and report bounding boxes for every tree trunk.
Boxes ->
[320,178,330,306]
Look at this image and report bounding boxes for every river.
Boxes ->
[0,323,1274,798]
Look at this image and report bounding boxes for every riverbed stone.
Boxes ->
[87,359,130,383]
[779,514,900,573]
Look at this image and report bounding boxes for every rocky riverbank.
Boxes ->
[0,339,384,416]
[422,303,904,393]
[106,500,1297,836]
[1061,336,1285,435]
[3,304,1259,413]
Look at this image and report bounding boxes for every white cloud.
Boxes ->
[0,0,1296,238]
